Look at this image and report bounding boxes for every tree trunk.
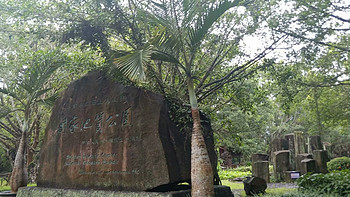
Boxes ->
[187,77,214,197]
[191,108,214,197]
[27,117,40,166]
[10,131,28,193]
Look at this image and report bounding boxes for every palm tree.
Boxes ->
[113,1,248,196]
[0,49,65,192]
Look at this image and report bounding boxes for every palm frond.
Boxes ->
[138,9,173,30]
[182,0,202,26]
[150,27,182,52]
[114,46,153,81]
[150,49,180,64]
[36,93,59,107]
[19,49,65,96]
[34,88,52,99]
[190,0,243,48]
[0,88,24,105]
[0,106,21,119]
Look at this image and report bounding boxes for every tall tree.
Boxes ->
[111,0,283,196]
[0,49,67,192]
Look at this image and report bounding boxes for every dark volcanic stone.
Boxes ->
[251,153,269,163]
[270,138,289,154]
[313,150,328,173]
[37,71,217,191]
[243,176,267,196]
[309,136,323,151]
[252,161,270,183]
[300,159,316,175]
[272,150,290,181]
[296,153,313,171]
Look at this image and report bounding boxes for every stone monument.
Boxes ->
[251,154,269,183]
[18,71,232,196]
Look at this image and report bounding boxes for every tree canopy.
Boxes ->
[0,0,349,192]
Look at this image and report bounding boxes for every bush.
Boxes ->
[327,157,350,171]
[297,170,350,196]
[218,166,252,180]
[218,170,251,180]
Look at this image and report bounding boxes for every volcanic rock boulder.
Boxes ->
[37,70,217,191]
[243,176,267,196]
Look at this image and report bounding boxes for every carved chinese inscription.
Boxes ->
[56,107,131,134]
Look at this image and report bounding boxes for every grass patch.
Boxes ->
[265,187,297,195]
[221,180,298,197]
[221,180,244,190]
[235,188,298,197]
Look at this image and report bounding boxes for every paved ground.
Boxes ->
[231,182,297,196]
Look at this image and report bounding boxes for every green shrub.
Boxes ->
[327,157,350,171]
[297,170,350,196]
[218,170,251,180]
[231,166,252,172]
[218,166,252,180]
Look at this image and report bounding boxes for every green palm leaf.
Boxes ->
[150,49,180,64]
[0,106,21,119]
[114,46,153,81]
[0,106,12,119]
[36,93,59,107]
[19,49,65,95]
[0,88,24,105]
[34,88,52,99]
[190,0,244,48]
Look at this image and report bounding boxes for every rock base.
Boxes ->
[0,191,16,196]
[17,186,234,197]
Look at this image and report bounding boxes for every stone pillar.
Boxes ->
[294,131,305,155]
[252,161,270,183]
[252,153,270,183]
[313,150,328,173]
[285,133,296,170]
[300,159,316,175]
[309,136,323,152]
[252,153,269,163]
[296,153,313,171]
[270,138,289,154]
[272,150,290,181]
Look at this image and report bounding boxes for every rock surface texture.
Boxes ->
[37,71,217,191]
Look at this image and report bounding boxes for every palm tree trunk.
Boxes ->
[187,77,214,197]
[10,131,28,193]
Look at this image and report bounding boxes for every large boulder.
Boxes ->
[37,71,217,191]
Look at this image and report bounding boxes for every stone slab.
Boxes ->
[295,153,313,171]
[270,138,288,154]
[252,161,270,183]
[251,154,269,163]
[300,159,316,175]
[284,134,295,170]
[272,150,290,181]
[294,131,305,155]
[309,136,323,152]
[313,150,328,173]
[17,186,234,197]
